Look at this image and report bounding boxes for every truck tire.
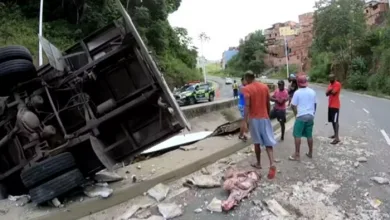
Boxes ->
[0,46,33,63]
[0,59,36,95]
[0,183,7,199]
[21,153,76,189]
[208,93,214,102]
[29,169,85,204]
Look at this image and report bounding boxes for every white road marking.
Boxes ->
[362,108,369,114]
[350,100,355,103]
[380,129,390,146]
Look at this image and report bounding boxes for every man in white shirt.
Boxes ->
[289,74,317,161]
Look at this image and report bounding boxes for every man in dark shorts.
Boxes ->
[270,80,289,141]
[242,71,277,179]
[326,74,342,145]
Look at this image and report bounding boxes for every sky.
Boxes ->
[168,0,317,61]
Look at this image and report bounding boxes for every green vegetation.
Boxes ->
[0,0,201,87]
[310,0,390,95]
[269,64,299,79]
[223,30,266,77]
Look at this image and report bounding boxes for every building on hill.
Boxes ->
[221,47,238,69]
[263,14,313,72]
[365,0,389,26]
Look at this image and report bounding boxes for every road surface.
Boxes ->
[85,82,390,219]
[164,83,390,219]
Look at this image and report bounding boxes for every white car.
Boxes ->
[225,77,233,84]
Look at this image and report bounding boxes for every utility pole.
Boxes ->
[284,35,290,79]
[199,32,210,83]
[38,0,44,66]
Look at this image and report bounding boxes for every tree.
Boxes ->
[311,0,366,81]
[225,30,266,76]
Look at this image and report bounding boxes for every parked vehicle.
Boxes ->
[174,83,215,106]
[0,0,189,204]
[225,77,233,84]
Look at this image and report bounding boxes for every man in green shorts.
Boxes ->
[289,74,317,161]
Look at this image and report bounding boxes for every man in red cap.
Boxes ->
[289,74,317,161]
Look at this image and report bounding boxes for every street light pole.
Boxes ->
[38,0,44,66]
[284,35,290,79]
[199,32,210,83]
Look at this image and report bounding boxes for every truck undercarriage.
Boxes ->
[0,0,189,204]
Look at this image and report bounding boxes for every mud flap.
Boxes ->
[90,136,116,171]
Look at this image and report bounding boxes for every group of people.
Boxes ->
[235,71,342,179]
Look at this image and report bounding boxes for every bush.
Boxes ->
[347,73,368,90]
[368,74,387,92]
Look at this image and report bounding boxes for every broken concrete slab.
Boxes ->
[185,175,221,188]
[83,185,113,198]
[147,183,170,202]
[207,197,222,213]
[135,209,152,219]
[356,157,368,163]
[129,215,164,220]
[157,203,183,219]
[370,177,390,185]
[116,205,141,220]
[194,208,202,213]
[94,170,124,183]
[263,199,290,217]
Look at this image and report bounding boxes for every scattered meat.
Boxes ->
[221,168,260,211]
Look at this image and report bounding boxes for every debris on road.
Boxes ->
[200,167,210,175]
[207,197,222,213]
[185,175,221,188]
[0,208,8,215]
[8,195,31,207]
[180,145,197,151]
[83,185,113,198]
[263,199,290,217]
[129,215,164,220]
[194,208,202,213]
[370,176,390,185]
[116,205,140,220]
[135,209,152,219]
[221,168,260,211]
[94,170,124,183]
[157,203,183,219]
[147,183,170,202]
[368,198,382,209]
[50,198,62,208]
[354,161,360,168]
[356,157,368,163]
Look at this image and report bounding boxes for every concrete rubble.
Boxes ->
[157,203,183,219]
[147,183,170,202]
[185,175,221,188]
[129,216,164,220]
[370,176,390,185]
[206,197,222,212]
[94,170,124,183]
[83,185,113,198]
[8,195,30,207]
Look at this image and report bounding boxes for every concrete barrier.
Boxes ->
[182,99,237,119]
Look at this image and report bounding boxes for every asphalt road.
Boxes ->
[166,82,390,219]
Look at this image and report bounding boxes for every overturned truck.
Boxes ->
[0,0,190,204]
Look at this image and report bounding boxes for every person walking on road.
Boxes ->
[326,74,342,145]
[238,77,248,142]
[233,80,239,99]
[242,71,277,179]
[289,74,317,161]
[270,80,289,141]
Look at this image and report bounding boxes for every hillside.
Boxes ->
[0,0,201,87]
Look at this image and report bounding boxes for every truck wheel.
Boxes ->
[0,59,36,95]
[21,152,76,189]
[0,46,33,63]
[209,93,215,102]
[29,169,85,205]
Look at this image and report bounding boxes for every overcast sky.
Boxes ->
[168,0,316,60]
